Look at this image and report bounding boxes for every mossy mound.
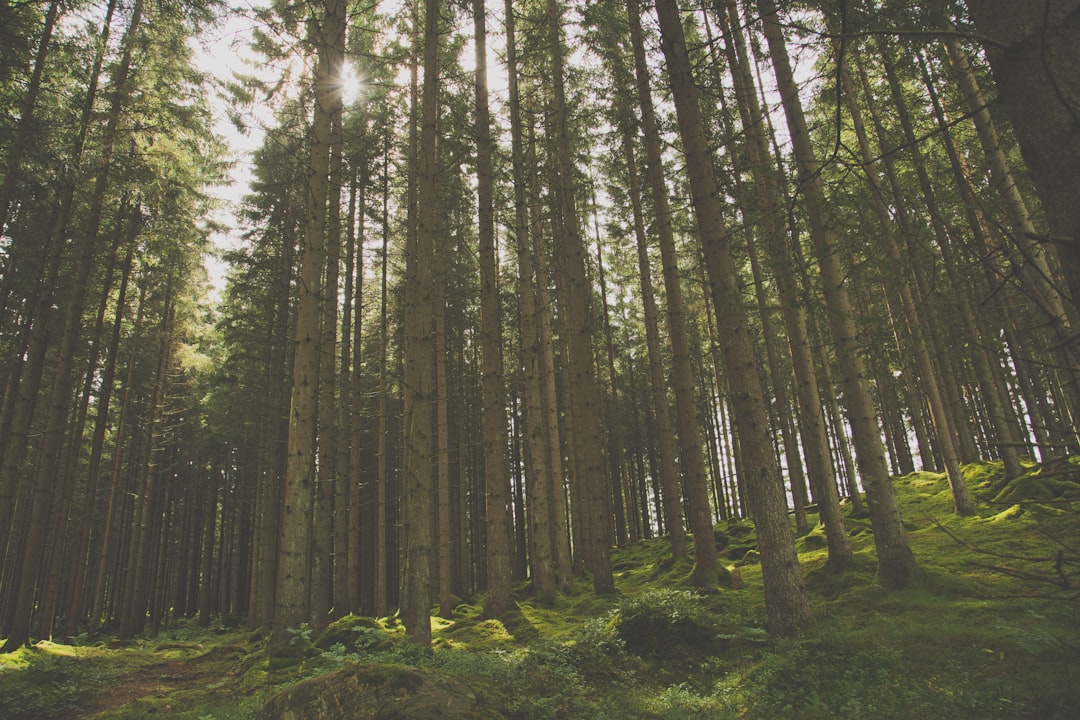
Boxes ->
[966,456,1080,506]
[257,663,487,719]
[720,519,758,562]
[315,615,393,654]
[991,469,1080,504]
[611,589,756,664]
[683,559,734,589]
[804,553,877,599]
[436,618,515,651]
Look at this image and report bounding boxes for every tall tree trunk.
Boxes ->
[401,0,440,645]
[840,52,975,516]
[375,118,392,617]
[476,0,514,620]
[716,0,852,565]
[435,259,452,619]
[594,223,630,549]
[545,0,614,594]
[312,0,346,629]
[272,0,342,653]
[654,0,812,633]
[506,9,557,596]
[754,0,915,587]
[620,127,687,559]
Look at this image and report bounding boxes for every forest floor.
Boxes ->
[2,458,1079,719]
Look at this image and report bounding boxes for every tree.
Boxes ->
[475,0,514,620]
[271,0,345,653]
[3,0,147,651]
[653,0,813,634]
[544,0,615,594]
[716,0,851,567]
[401,0,441,646]
[753,0,916,588]
[962,0,1080,319]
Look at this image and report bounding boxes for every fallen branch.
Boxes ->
[965,559,1070,589]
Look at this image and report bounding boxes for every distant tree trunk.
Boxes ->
[506,6,557,597]
[475,0,514,621]
[545,0,614,594]
[119,280,175,641]
[754,0,915,587]
[375,120,392,618]
[594,226,630,549]
[435,255,453,619]
[337,170,359,615]
[527,106,574,593]
[840,53,974,516]
[343,172,365,613]
[620,126,687,560]
[654,0,812,632]
[64,239,136,636]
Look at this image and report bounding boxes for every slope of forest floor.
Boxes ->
[3,459,1079,719]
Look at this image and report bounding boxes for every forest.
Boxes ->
[1,0,1079,716]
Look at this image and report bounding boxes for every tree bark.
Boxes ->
[545,0,615,594]
[655,0,813,633]
[271,0,341,652]
[401,0,440,646]
[754,0,915,588]
[476,0,514,621]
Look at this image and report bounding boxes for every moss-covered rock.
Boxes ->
[257,663,491,719]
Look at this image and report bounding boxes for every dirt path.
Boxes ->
[72,645,245,718]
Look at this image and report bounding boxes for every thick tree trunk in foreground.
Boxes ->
[955,4,1080,313]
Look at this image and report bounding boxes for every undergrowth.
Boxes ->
[2,460,1078,718]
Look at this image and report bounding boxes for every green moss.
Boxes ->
[350,662,427,692]
[985,503,1024,522]
[436,618,515,651]
[683,559,733,588]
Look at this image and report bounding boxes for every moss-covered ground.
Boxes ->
[2,459,1078,718]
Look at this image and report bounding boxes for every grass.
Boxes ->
[2,459,1078,718]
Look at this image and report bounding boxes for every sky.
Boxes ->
[191,4,273,300]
